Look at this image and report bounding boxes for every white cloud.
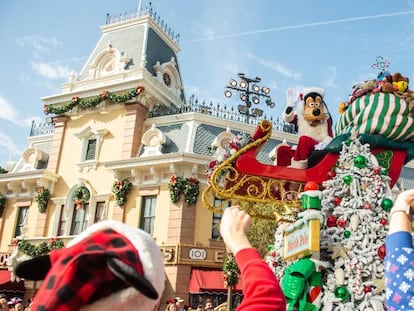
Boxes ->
[323,66,338,89]
[0,132,22,161]
[0,96,19,123]
[0,96,42,127]
[31,61,71,79]
[16,34,62,56]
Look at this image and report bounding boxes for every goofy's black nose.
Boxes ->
[312,109,321,116]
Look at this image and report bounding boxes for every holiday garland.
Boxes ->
[17,238,64,257]
[72,186,90,208]
[112,178,133,207]
[168,175,200,205]
[0,193,6,217]
[44,86,145,115]
[36,187,50,214]
[223,254,240,288]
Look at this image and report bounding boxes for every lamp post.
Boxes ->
[224,72,275,123]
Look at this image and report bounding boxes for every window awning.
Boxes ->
[0,270,25,296]
[189,269,242,294]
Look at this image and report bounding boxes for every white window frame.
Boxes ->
[75,126,108,171]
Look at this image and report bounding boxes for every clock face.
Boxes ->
[103,58,116,73]
[163,72,171,87]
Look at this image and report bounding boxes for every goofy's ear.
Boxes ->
[15,255,51,280]
[107,257,158,300]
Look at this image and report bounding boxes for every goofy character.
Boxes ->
[275,87,333,169]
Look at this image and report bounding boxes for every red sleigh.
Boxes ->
[202,119,412,222]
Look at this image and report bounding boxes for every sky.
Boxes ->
[0,0,414,168]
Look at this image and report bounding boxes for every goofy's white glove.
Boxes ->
[286,88,299,108]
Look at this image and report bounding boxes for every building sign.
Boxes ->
[283,218,320,260]
[189,248,207,260]
[160,244,227,268]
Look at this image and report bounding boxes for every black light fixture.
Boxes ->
[224,72,275,122]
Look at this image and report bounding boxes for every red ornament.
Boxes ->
[271,250,277,257]
[327,171,336,179]
[327,215,337,227]
[364,286,372,293]
[377,244,386,259]
[380,218,388,226]
[337,219,346,227]
[333,197,342,206]
[363,202,371,209]
[272,261,278,267]
[304,181,319,191]
[373,166,382,174]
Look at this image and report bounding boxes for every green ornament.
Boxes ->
[267,244,275,251]
[345,139,352,146]
[343,175,353,185]
[334,285,350,301]
[381,198,394,212]
[354,155,367,169]
[344,230,351,238]
[381,168,389,175]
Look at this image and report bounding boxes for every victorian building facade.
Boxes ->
[0,3,413,310]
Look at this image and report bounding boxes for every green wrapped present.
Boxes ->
[335,93,414,142]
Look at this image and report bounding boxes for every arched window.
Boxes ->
[70,203,89,235]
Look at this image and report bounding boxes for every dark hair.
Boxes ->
[0,294,6,299]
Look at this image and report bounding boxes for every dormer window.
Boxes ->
[75,127,108,171]
[153,58,182,98]
[85,138,97,161]
[163,72,172,87]
[140,124,166,157]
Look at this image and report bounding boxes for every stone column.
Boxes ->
[121,103,148,159]
[47,116,69,173]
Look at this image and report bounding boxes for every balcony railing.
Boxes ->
[30,96,296,138]
[149,95,297,134]
[105,2,180,45]
[29,120,54,137]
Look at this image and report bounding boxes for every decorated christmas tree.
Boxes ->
[318,134,393,310]
[268,134,395,310]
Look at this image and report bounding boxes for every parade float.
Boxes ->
[202,58,414,310]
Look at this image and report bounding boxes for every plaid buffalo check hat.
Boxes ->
[16,220,165,311]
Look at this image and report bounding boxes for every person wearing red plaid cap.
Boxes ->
[15,220,165,311]
[220,206,286,310]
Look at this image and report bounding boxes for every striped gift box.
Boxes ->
[335,93,414,142]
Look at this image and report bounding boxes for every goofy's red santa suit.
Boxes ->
[275,87,333,169]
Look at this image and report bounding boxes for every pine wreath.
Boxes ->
[183,177,200,205]
[112,178,133,207]
[72,186,90,207]
[36,187,50,213]
[168,175,185,203]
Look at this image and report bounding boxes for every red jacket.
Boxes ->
[235,248,286,310]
